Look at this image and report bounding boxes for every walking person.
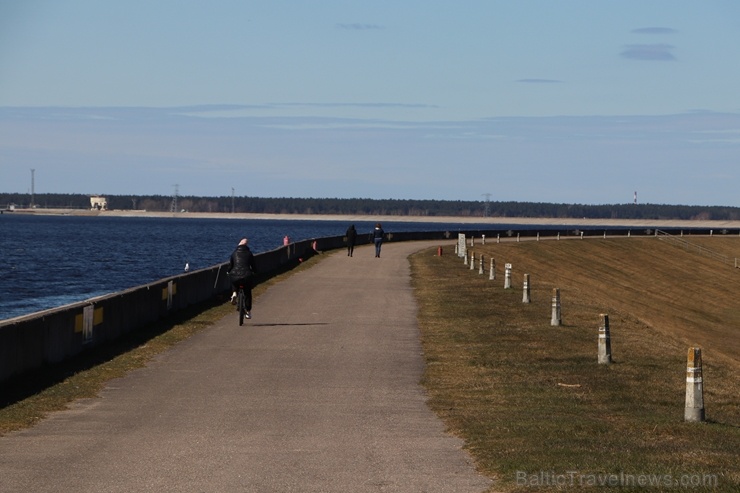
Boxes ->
[227,238,257,319]
[345,224,357,257]
[372,223,385,258]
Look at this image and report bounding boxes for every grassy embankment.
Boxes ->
[411,236,740,492]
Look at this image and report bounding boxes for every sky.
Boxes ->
[1,1,740,206]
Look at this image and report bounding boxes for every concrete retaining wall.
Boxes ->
[0,227,724,383]
[0,238,320,383]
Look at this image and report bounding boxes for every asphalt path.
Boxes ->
[0,240,492,493]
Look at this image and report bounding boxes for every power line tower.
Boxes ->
[30,168,35,208]
[170,184,179,213]
[482,193,492,217]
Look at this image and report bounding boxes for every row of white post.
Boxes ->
[455,235,706,423]
[462,249,559,324]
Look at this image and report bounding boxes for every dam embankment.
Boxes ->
[0,224,731,384]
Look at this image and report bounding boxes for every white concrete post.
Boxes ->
[82,304,94,343]
[479,254,484,275]
[598,314,612,364]
[537,232,540,241]
[522,274,531,303]
[464,252,468,266]
[489,258,496,280]
[470,237,475,247]
[504,263,512,289]
[550,288,561,326]
[516,233,520,242]
[482,234,486,245]
[627,230,631,238]
[454,243,458,255]
[580,232,584,240]
[497,234,500,244]
[470,251,475,270]
[167,280,174,310]
[684,347,705,423]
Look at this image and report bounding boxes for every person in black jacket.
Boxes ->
[228,238,257,318]
[345,224,357,257]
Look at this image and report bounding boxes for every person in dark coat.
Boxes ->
[228,238,257,318]
[345,224,357,257]
[372,223,385,258]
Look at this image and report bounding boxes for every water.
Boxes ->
[0,214,494,320]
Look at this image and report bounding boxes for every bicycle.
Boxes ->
[236,282,249,326]
[236,284,247,327]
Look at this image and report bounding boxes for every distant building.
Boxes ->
[90,196,108,210]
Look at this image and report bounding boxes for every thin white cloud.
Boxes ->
[621,44,676,61]
[631,27,677,35]
[688,128,740,144]
[336,23,384,30]
[517,79,562,84]
[271,102,436,109]
[259,122,454,131]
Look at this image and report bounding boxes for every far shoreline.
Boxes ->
[6,207,740,230]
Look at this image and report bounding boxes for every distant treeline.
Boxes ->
[2,193,740,220]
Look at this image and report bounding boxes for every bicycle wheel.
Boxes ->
[238,289,245,326]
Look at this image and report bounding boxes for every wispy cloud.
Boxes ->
[621,44,676,61]
[336,23,384,30]
[270,102,436,109]
[688,128,740,144]
[517,79,562,84]
[631,27,677,35]
[166,103,438,119]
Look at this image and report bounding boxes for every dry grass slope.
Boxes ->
[411,236,739,492]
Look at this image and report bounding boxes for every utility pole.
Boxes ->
[30,169,35,208]
[482,192,491,217]
[231,187,235,213]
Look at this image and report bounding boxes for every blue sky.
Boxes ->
[1,1,739,206]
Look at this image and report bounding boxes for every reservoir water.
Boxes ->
[0,214,494,320]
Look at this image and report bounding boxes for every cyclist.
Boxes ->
[227,238,257,318]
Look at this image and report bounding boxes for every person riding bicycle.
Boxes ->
[228,238,257,318]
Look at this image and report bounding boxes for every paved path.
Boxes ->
[0,241,492,493]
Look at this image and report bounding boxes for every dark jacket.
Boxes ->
[373,226,384,240]
[346,225,357,245]
[228,244,256,280]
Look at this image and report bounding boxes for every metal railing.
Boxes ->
[655,229,738,268]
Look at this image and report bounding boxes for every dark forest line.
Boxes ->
[2,193,740,221]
